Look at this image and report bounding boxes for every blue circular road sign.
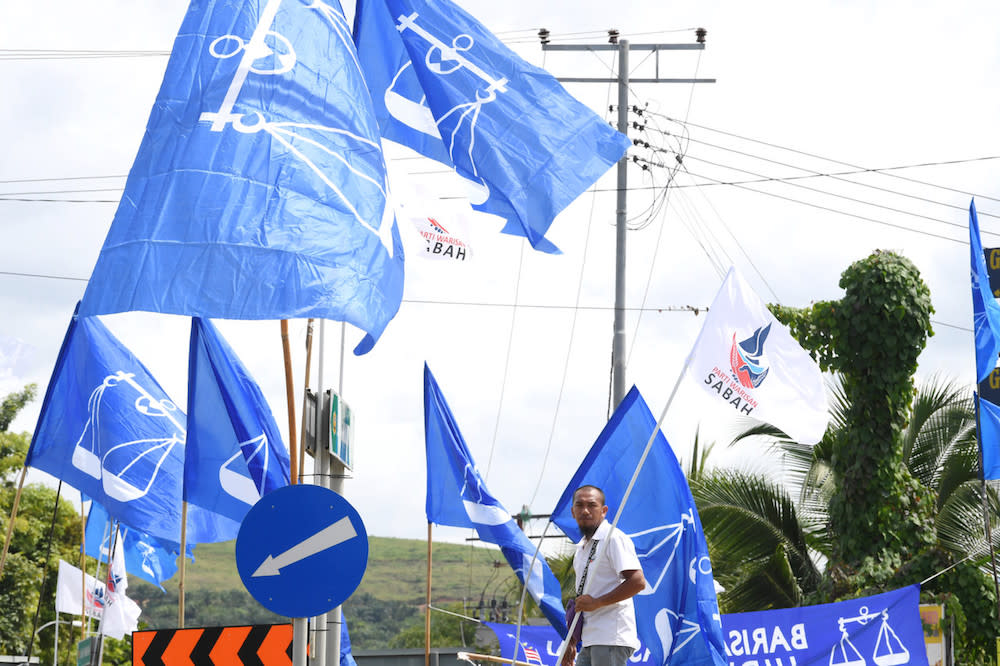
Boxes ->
[236,484,368,618]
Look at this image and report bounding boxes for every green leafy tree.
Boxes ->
[695,250,1000,662]
[0,385,86,663]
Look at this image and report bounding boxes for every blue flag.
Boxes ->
[84,501,190,590]
[353,0,630,254]
[185,318,291,524]
[79,0,404,355]
[485,585,928,666]
[423,364,567,637]
[970,200,1000,382]
[551,387,726,666]
[977,392,1000,480]
[341,615,358,666]
[26,310,234,544]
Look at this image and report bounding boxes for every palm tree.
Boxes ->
[692,374,1000,614]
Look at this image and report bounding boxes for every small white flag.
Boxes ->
[54,554,140,640]
[101,531,141,639]
[55,559,102,619]
[686,267,829,444]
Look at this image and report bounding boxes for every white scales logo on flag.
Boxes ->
[627,509,718,659]
[198,0,396,256]
[830,606,910,666]
[388,11,509,205]
[72,370,270,506]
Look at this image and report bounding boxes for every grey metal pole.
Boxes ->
[293,621,308,666]
[326,321,348,666]
[611,39,630,410]
[314,320,328,666]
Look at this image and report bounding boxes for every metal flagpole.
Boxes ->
[973,393,1000,621]
[426,522,433,666]
[325,321,348,666]
[314,320,329,666]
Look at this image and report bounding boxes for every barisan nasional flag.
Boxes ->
[85,500,186,590]
[185,318,290,526]
[551,387,726,666]
[970,200,1000,383]
[79,0,404,355]
[26,309,238,544]
[353,0,631,254]
[686,267,828,445]
[423,364,567,637]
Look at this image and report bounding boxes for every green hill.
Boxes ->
[128,536,536,648]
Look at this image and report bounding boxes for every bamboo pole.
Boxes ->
[79,501,87,643]
[281,320,299,485]
[459,653,539,666]
[0,465,28,578]
[298,319,315,485]
[178,501,188,628]
[426,522,433,666]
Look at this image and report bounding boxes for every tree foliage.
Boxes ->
[697,251,1000,662]
[771,251,937,576]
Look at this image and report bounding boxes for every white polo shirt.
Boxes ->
[573,519,641,650]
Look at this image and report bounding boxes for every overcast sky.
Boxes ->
[2,0,999,549]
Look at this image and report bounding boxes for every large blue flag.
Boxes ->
[353,0,630,254]
[84,501,189,590]
[551,387,726,666]
[485,585,928,666]
[970,200,1000,382]
[423,364,567,637]
[185,317,291,524]
[79,0,404,355]
[26,310,235,544]
[977,392,1000,480]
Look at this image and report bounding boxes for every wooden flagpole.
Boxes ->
[0,465,27,578]
[280,320,299,485]
[426,522,433,666]
[178,501,188,628]
[298,319,315,485]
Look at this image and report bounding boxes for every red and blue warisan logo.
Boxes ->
[428,217,449,234]
[729,323,771,389]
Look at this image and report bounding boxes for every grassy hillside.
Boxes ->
[128,535,534,647]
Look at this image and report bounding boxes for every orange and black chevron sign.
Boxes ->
[133,623,293,666]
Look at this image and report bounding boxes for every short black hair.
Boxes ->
[573,485,606,505]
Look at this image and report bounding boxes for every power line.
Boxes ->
[677,165,965,244]
[644,110,1000,204]
[641,129,1000,220]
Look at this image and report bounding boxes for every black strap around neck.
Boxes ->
[577,538,600,596]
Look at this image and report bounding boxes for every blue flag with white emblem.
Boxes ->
[353,0,630,254]
[79,0,403,355]
[185,317,291,524]
[970,200,1000,383]
[551,387,726,666]
[423,364,567,637]
[26,310,235,544]
[84,501,189,590]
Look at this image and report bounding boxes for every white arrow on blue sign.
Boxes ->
[236,484,368,618]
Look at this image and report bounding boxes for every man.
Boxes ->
[563,485,646,666]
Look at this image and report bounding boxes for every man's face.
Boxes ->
[571,488,607,538]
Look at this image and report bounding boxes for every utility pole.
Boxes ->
[541,29,714,410]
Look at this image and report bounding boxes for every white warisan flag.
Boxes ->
[686,267,828,444]
[55,553,141,640]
